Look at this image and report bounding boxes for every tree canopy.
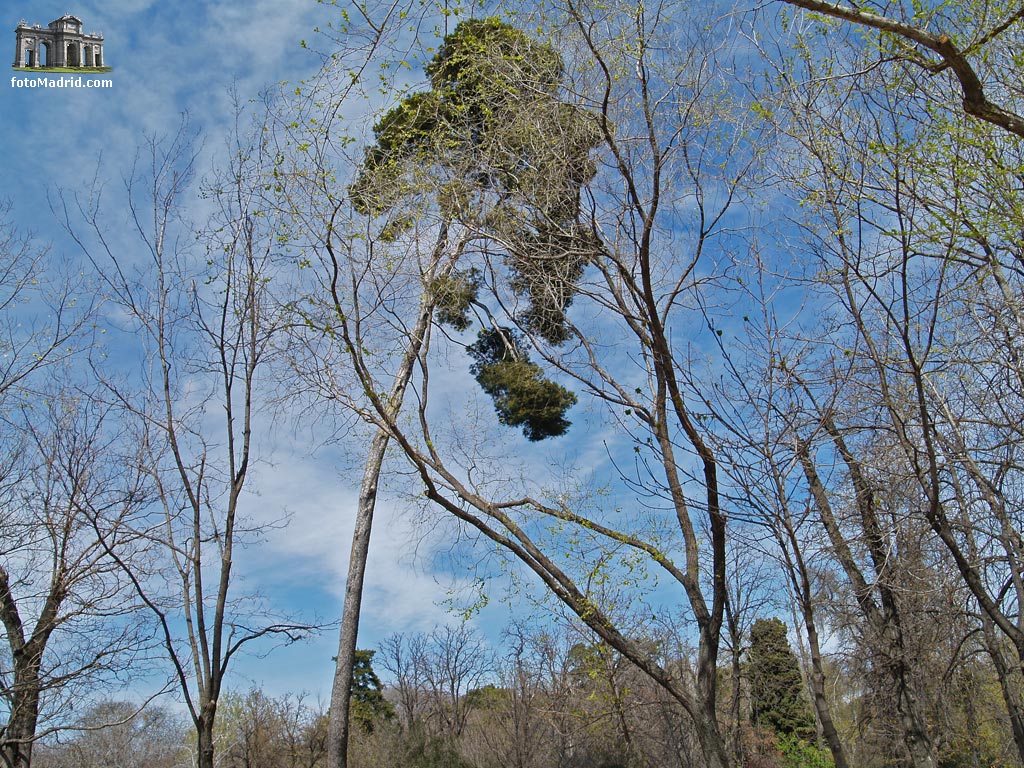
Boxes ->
[348,17,597,439]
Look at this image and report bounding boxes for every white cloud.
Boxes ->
[235,439,469,635]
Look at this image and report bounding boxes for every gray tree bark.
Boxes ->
[326,228,457,768]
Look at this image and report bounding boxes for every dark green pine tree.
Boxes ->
[747,618,815,739]
[349,649,395,733]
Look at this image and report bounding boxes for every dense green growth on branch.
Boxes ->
[349,17,599,438]
[467,327,576,441]
[350,17,602,345]
[432,267,480,332]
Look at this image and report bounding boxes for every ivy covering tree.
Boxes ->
[349,16,599,438]
[320,17,603,768]
[747,619,815,740]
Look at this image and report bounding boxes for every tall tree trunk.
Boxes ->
[1,565,57,768]
[326,227,455,768]
[799,434,938,768]
[326,426,392,768]
[197,707,216,768]
[777,514,851,768]
[0,672,39,768]
[981,617,1024,765]
[724,598,745,768]
[895,681,937,768]
[692,704,732,768]
[801,608,849,768]
[950,475,1024,767]
[694,621,731,768]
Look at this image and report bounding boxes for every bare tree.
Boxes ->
[60,115,316,768]
[738,13,1024,762]
[0,386,153,768]
[214,687,327,768]
[376,626,491,743]
[459,625,558,768]
[377,633,430,735]
[0,200,91,403]
[32,700,189,768]
[420,625,492,741]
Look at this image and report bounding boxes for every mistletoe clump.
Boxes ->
[432,268,480,332]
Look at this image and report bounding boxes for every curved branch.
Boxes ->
[781,0,1024,137]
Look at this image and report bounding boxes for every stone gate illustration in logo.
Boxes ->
[13,15,106,69]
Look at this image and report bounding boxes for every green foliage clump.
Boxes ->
[350,17,603,346]
[433,268,480,331]
[427,17,563,100]
[777,734,835,768]
[349,17,567,218]
[507,230,588,345]
[350,90,441,217]
[748,618,816,740]
[467,327,576,441]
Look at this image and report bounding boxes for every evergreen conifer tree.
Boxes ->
[349,650,395,733]
[748,618,815,739]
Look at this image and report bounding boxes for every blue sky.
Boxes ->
[2,0,523,703]
[1,0,787,714]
